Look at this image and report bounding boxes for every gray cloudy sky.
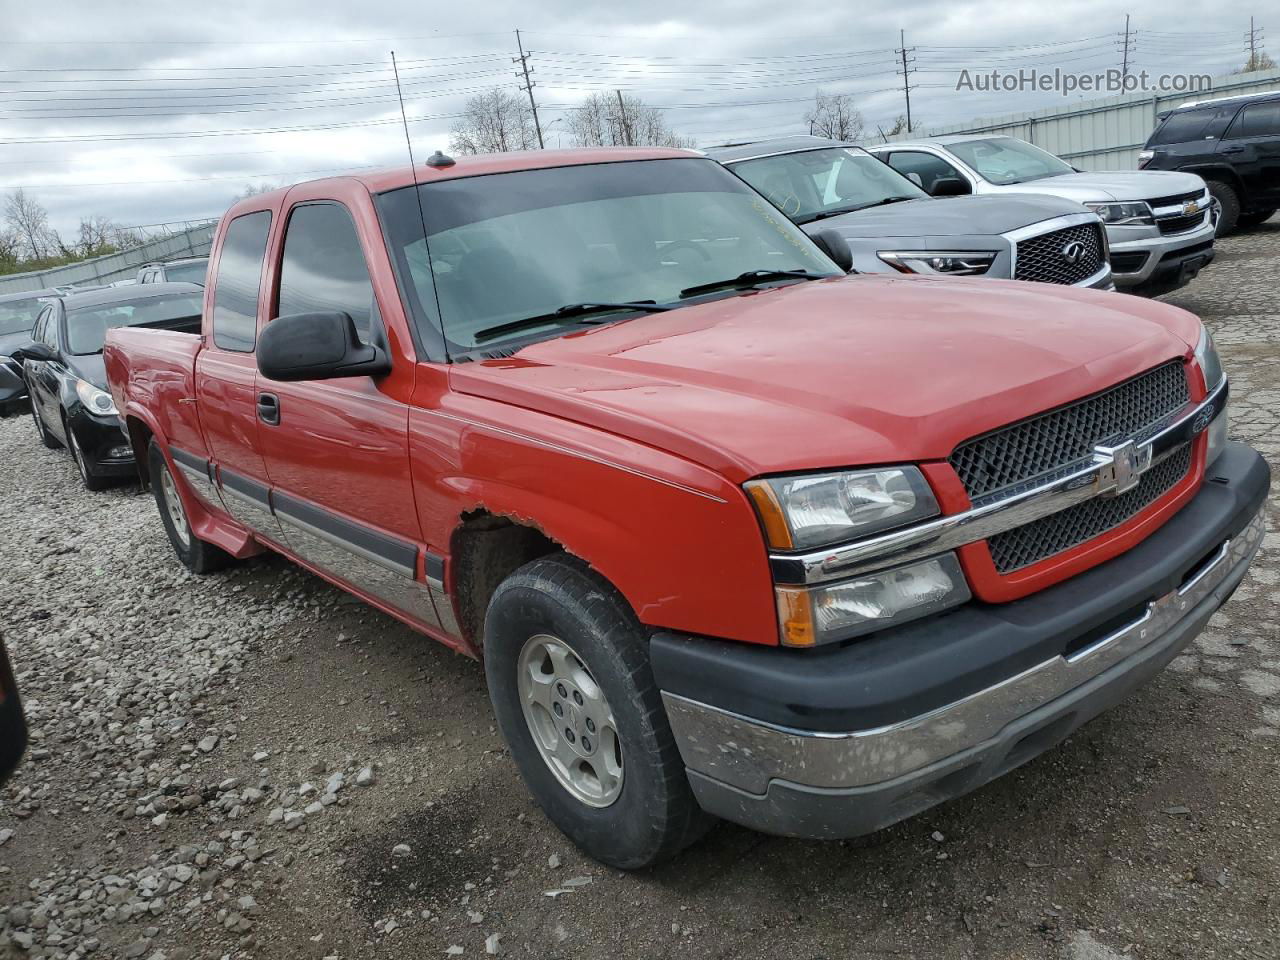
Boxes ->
[0,0,1267,235]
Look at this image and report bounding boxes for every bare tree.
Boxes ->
[77,215,118,257]
[449,88,538,155]
[1238,50,1277,72]
[4,189,58,261]
[233,181,282,200]
[0,228,21,271]
[803,91,864,142]
[567,92,693,148]
[885,114,909,137]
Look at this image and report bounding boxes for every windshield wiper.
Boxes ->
[473,301,672,343]
[798,197,916,224]
[679,269,818,299]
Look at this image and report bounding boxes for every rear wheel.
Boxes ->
[484,555,713,869]
[1237,209,1276,229]
[149,440,232,574]
[1207,180,1241,236]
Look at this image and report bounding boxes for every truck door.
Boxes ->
[193,209,285,540]
[256,198,434,627]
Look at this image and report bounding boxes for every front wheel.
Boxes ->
[484,555,713,869]
[148,440,232,574]
[1207,180,1240,236]
[68,423,110,491]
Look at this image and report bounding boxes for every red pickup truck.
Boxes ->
[105,147,1267,868]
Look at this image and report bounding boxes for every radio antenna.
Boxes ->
[390,50,450,362]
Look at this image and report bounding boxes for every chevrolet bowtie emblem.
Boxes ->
[1093,440,1153,496]
[1183,200,1200,216]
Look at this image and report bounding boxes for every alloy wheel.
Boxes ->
[158,460,191,548]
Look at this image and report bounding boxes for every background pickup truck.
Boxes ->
[105,147,1268,869]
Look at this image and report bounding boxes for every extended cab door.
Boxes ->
[194,208,285,539]
[255,189,436,627]
[1219,99,1280,206]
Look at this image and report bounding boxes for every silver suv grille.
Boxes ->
[987,443,1193,572]
[1013,222,1105,285]
[950,361,1191,502]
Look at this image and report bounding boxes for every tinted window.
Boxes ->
[165,260,208,285]
[1149,105,1238,145]
[66,292,203,355]
[0,296,47,336]
[39,306,60,349]
[886,151,966,192]
[277,203,375,342]
[212,212,271,352]
[1227,100,1280,139]
[29,306,50,345]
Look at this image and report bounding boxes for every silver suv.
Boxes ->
[867,136,1214,296]
[709,137,1112,289]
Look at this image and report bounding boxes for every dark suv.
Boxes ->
[1139,92,1280,235]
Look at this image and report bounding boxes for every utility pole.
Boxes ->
[615,90,634,146]
[513,29,545,149]
[1119,14,1133,82]
[1244,16,1264,71]
[896,29,916,134]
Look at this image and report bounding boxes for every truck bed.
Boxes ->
[104,326,208,469]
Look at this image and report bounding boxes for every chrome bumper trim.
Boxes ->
[666,508,1263,795]
[771,376,1226,586]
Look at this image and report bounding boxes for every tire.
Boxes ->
[1237,209,1276,229]
[31,399,61,449]
[484,554,714,869]
[148,440,232,574]
[1206,180,1241,236]
[67,421,111,492]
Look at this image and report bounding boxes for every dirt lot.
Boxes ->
[2,220,1279,960]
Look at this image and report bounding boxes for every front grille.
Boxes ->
[987,443,1193,572]
[950,361,1190,501]
[1147,189,1203,209]
[1013,222,1105,285]
[1157,211,1208,235]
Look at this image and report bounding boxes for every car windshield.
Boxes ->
[376,157,840,353]
[164,260,208,285]
[0,297,48,336]
[729,147,928,223]
[65,292,203,355]
[947,137,1075,184]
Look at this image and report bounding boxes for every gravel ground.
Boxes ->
[2,218,1279,960]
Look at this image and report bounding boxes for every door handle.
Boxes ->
[257,392,280,426]
[1220,145,1244,154]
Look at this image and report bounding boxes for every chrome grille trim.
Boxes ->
[1012,221,1106,285]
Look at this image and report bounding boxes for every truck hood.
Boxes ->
[449,275,1202,483]
[802,193,1087,239]
[1003,170,1206,204]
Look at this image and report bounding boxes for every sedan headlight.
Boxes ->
[76,379,118,416]
[746,467,939,550]
[1085,201,1154,226]
[878,251,996,276]
[776,554,971,647]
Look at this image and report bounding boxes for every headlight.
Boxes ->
[877,251,996,276]
[1085,201,1154,226]
[1194,325,1224,392]
[776,553,971,647]
[746,467,939,550]
[76,379,118,416]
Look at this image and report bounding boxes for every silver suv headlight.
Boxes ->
[1085,201,1155,226]
[76,379,118,416]
[877,251,996,276]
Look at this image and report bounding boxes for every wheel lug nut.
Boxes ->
[556,683,567,698]
[552,702,563,717]
[585,718,596,733]
[564,728,576,743]
[572,690,583,706]
[581,736,592,752]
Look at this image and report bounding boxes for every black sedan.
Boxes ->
[23,283,204,490]
[0,287,62,416]
[0,634,25,787]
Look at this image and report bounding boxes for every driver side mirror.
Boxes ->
[929,177,971,197]
[257,311,391,382]
[811,229,855,274]
[21,343,56,363]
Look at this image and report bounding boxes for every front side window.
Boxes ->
[0,296,48,336]
[377,158,839,354]
[729,148,927,224]
[65,292,203,356]
[946,137,1075,185]
[885,151,967,193]
[277,203,376,343]
[212,212,271,352]
[1227,100,1280,139]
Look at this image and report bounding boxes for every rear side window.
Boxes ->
[212,211,271,352]
[276,202,375,343]
[165,260,208,285]
[885,151,966,192]
[1226,100,1280,139]
[1149,105,1238,145]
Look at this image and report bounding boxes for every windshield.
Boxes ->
[729,147,927,223]
[947,137,1075,185]
[164,260,208,285]
[376,157,840,353]
[65,292,203,355]
[0,297,48,337]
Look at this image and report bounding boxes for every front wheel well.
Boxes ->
[125,417,155,486]
[450,510,562,648]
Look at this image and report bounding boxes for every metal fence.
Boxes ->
[874,66,1280,170]
[0,220,218,294]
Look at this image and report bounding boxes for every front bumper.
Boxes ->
[1108,216,1215,290]
[652,441,1268,839]
[69,410,136,478]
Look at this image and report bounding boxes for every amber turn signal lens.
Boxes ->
[745,480,794,550]
[775,586,816,647]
